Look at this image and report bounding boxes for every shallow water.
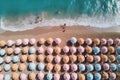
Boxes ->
[0,0,120,31]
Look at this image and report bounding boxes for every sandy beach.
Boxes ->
[0,26,120,79]
[0,26,120,42]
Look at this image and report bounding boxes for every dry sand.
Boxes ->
[0,26,120,79]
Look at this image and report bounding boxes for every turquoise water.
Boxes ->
[0,0,120,31]
[0,0,119,17]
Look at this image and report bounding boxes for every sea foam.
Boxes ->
[0,13,120,32]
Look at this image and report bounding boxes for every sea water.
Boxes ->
[0,0,120,31]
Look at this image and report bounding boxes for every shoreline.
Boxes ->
[0,26,120,41]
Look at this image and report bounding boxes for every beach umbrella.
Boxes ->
[5,56,11,64]
[71,64,78,72]
[16,39,22,46]
[12,56,19,63]
[37,47,44,54]
[109,55,115,62]
[63,46,69,53]
[6,48,13,55]
[22,38,29,45]
[0,40,6,47]
[46,55,53,63]
[71,73,78,80]
[22,47,29,54]
[29,38,36,45]
[54,38,61,45]
[4,64,10,72]
[0,49,6,56]
[78,46,85,53]
[62,55,69,63]
[69,55,77,63]
[37,55,44,62]
[20,55,27,63]
[108,46,115,53]
[14,47,21,55]
[94,56,101,63]
[101,46,108,53]
[63,64,69,71]
[93,38,100,45]
[12,73,19,80]
[78,64,85,72]
[114,38,120,45]
[78,55,85,63]
[116,46,120,54]
[54,73,60,80]
[0,74,3,80]
[0,57,4,64]
[78,74,85,80]
[20,73,27,80]
[70,37,77,44]
[102,72,109,79]
[87,64,94,72]
[28,72,36,80]
[29,47,36,54]
[28,62,35,71]
[108,46,114,53]
[86,55,94,63]
[27,55,35,62]
[93,46,100,54]
[11,64,18,71]
[70,46,76,54]
[54,46,61,55]
[46,72,53,80]
[101,54,108,63]
[109,72,116,80]
[38,38,45,45]
[101,38,107,45]
[47,47,53,54]
[54,55,61,63]
[37,72,44,80]
[7,40,14,47]
[94,73,101,80]
[86,73,93,80]
[54,64,61,72]
[103,63,110,71]
[46,63,53,71]
[19,64,26,71]
[94,64,101,71]
[4,74,11,80]
[77,38,84,45]
[85,38,92,45]
[110,63,117,71]
[117,64,120,71]
[46,38,53,44]
[63,73,70,80]
[116,55,120,62]
[37,62,45,71]
[85,46,92,54]
[108,38,113,45]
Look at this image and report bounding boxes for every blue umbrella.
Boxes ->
[95,64,101,71]
[93,47,100,54]
[87,73,93,80]
[70,37,77,44]
[110,63,117,71]
[87,64,94,71]
[94,73,101,80]
[79,64,85,71]
[37,62,45,71]
[46,72,53,80]
[116,46,120,54]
